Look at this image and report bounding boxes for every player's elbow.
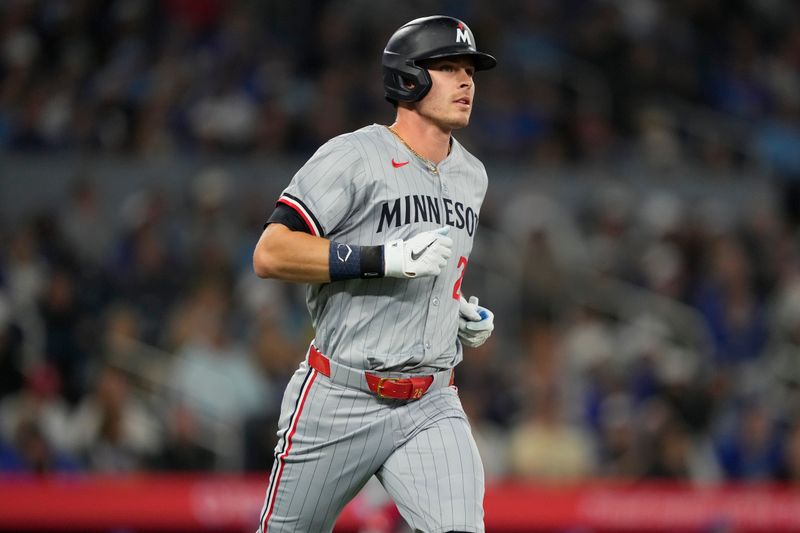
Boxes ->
[253,229,281,279]
[253,245,279,279]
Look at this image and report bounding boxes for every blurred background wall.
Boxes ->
[2,0,800,530]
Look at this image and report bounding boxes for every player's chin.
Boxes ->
[447,114,471,129]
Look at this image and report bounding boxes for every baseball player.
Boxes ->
[253,16,496,533]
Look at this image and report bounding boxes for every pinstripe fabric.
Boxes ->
[257,362,484,532]
[257,368,318,531]
[378,416,484,532]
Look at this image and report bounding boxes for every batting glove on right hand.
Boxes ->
[458,295,494,348]
[384,226,453,278]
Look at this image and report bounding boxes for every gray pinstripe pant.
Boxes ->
[256,361,485,533]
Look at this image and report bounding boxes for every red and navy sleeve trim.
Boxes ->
[276,193,324,237]
[265,204,309,233]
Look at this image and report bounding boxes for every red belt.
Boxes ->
[308,345,451,400]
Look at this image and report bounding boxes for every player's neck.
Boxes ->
[389,111,451,163]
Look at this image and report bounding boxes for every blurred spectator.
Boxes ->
[242,311,295,471]
[640,397,720,482]
[508,383,595,482]
[460,389,510,482]
[39,268,89,403]
[755,102,800,227]
[5,223,48,365]
[595,393,644,479]
[114,190,184,345]
[6,224,47,311]
[100,302,167,396]
[11,417,80,474]
[455,334,518,428]
[59,179,113,267]
[584,184,637,280]
[0,292,25,398]
[150,404,215,471]
[457,336,514,480]
[561,309,617,425]
[180,167,240,280]
[167,279,269,468]
[644,417,695,479]
[780,423,800,483]
[0,363,71,454]
[0,440,23,471]
[764,278,800,418]
[714,398,783,480]
[66,364,162,471]
[189,82,259,152]
[692,236,768,365]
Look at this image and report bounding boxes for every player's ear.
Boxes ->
[401,77,416,90]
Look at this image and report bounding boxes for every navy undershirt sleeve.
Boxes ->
[265,204,311,233]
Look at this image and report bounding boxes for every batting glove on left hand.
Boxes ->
[458,295,494,348]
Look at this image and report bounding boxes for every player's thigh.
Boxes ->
[378,412,485,533]
[257,366,392,533]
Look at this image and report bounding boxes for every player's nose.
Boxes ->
[457,69,473,87]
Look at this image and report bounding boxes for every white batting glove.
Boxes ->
[384,227,453,278]
[458,295,494,348]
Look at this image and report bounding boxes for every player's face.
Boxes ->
[416,56,476,130]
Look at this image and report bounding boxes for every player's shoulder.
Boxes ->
[334,124,388,149]
[318,124,386,159]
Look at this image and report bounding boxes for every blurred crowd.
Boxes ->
[1,0,800,170]
[2,0,800,487]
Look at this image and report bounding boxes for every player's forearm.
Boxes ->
[253,224,331,283]
[255,223,454,284]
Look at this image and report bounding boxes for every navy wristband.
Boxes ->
[329,241,385,281]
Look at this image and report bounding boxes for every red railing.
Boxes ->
[1,475,799,532]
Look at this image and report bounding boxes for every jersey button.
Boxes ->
[425,341,431,350]
[432,297,439,306]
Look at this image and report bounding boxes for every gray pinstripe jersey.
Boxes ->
[276,124,487,373]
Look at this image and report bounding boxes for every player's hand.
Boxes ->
[458,295,494,348]
[384,226,453,278]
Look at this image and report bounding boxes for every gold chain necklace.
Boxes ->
[385,125,439,174]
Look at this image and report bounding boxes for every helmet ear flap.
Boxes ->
[382,63,432,103]
[411,67,433,100]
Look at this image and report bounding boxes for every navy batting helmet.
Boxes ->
[382,16,497,103]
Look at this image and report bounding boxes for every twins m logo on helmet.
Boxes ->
[377,194,479,236]
[455,24,471,45]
